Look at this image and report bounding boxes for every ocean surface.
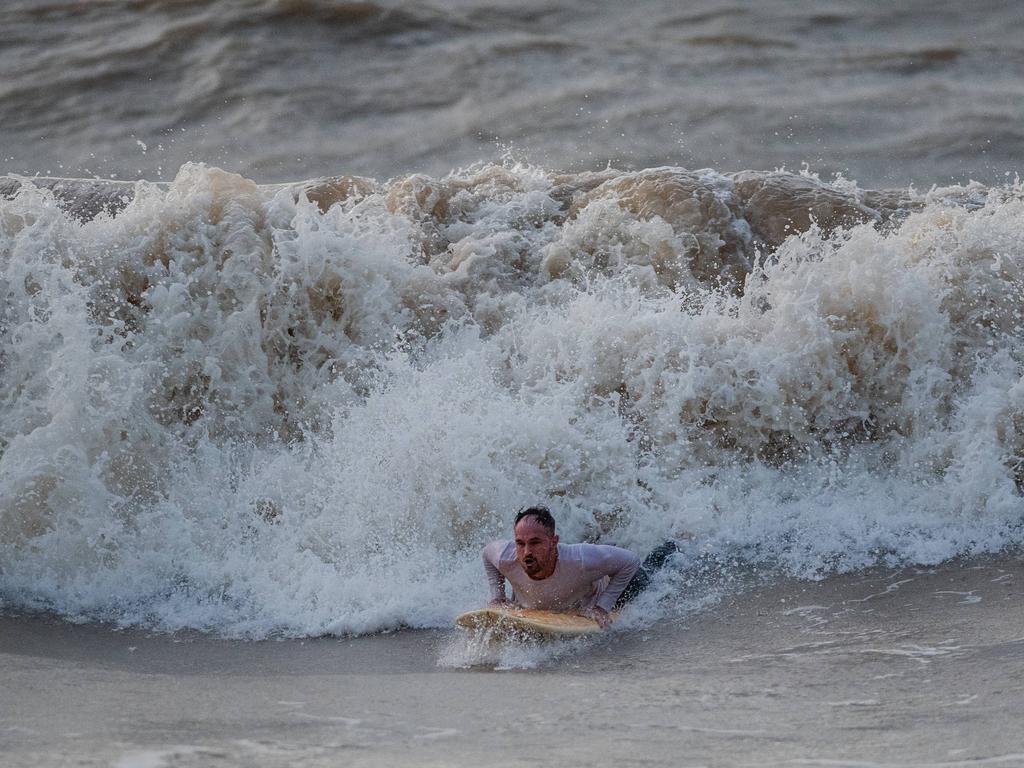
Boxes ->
[1,0,1023,644]
[3,0,1024,186]
[3,560,1022,766]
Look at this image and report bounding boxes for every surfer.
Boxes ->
[482,506,676,628]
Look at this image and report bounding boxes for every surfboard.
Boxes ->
[455,606,610,640]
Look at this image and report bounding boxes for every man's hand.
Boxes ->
[489,597,512,607]
[585,605,612,629]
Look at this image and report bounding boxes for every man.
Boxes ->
[482,506,648,629]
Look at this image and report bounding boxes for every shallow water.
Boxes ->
[2,559,1021,767]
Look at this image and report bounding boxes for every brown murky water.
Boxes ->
[2,559,1021,767]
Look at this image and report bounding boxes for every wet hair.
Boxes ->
[514,506,556,535]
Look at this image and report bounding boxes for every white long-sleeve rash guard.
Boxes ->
[482,540,641,613]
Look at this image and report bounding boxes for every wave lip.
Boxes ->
[1,162,1022,638]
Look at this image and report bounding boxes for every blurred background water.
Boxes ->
[3,0,1022,186]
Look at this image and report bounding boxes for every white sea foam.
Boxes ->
[0,163,1022,638]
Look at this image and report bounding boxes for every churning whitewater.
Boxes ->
[0,163,1022,637]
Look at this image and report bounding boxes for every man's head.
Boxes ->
[514,506,559,579]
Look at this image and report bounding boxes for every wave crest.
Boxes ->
[1,162,1022,636]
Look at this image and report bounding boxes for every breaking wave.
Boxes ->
[1,162,1022,637]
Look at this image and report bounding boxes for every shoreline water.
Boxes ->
[3,556,1021,767]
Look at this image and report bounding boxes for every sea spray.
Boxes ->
[0,163,1022,637]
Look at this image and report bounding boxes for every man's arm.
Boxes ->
[482,541,510,604]
[585,544,641,613]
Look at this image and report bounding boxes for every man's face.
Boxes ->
[514,517,559,578]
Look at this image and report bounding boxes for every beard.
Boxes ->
[522,556,544,576]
